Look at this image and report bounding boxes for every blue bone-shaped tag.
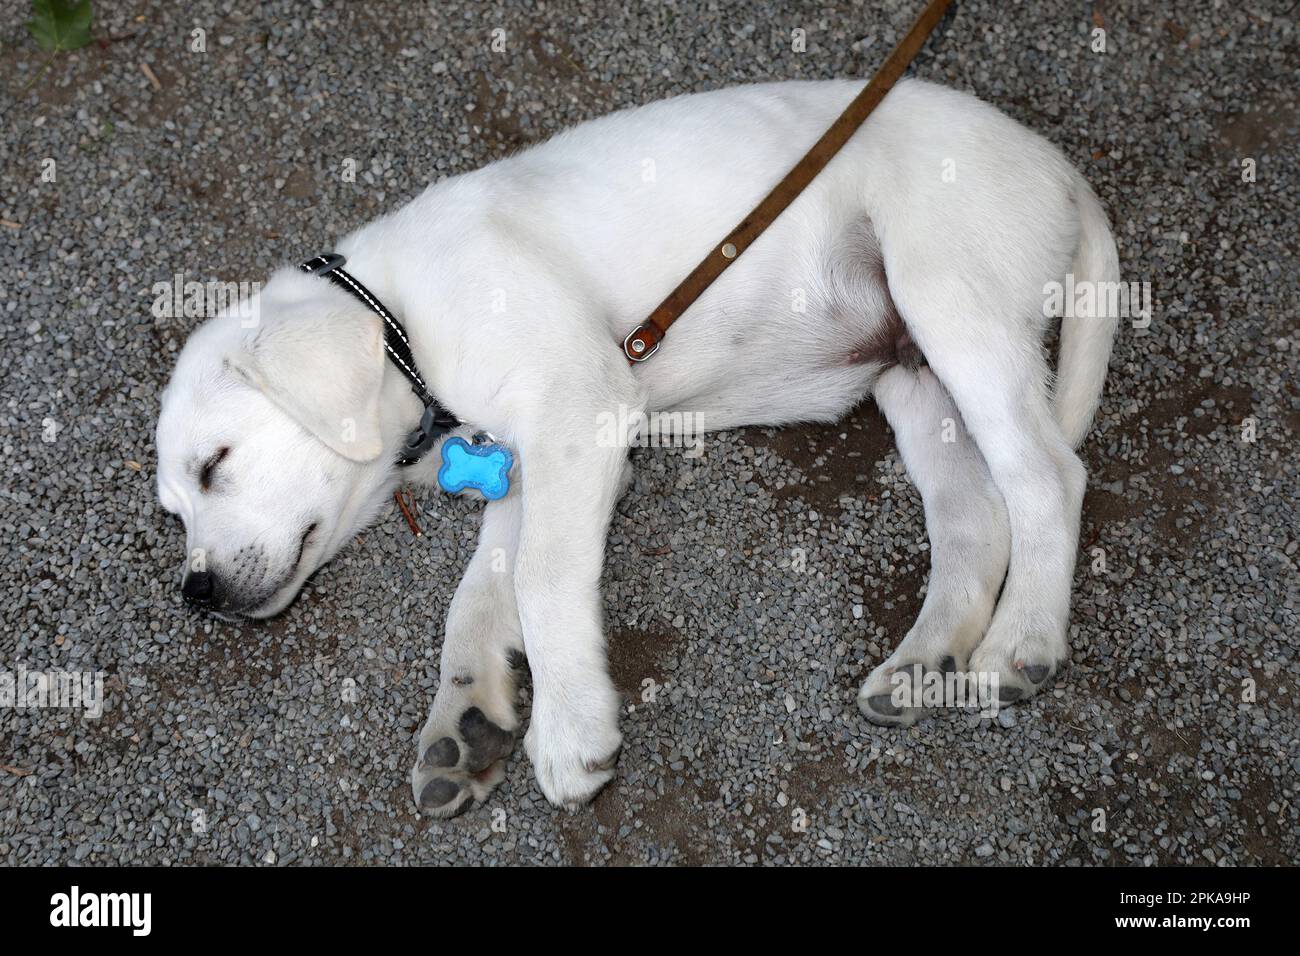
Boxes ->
[437,437,513,500]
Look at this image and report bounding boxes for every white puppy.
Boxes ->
[156,78,1119,816]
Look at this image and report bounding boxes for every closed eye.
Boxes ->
[200,446,230,490]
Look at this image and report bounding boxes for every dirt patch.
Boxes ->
[281,167,317,201]
[1215,91,1299,156]
[556,766,717,866]
[464,71,529,155]
[867,560,926,640]
[606,625,684,697]
[1084,378,1255,553]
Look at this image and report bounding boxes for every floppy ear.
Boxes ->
[226,280,388,463]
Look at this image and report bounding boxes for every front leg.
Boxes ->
[514,406,632,808]
[411,489,525,817]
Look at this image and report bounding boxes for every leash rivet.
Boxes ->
[721,242,737,259]
[631,339,646,353]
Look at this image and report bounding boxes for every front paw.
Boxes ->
[411,703,517,819]
[524,683,622,809]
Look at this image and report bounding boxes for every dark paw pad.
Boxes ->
[418,777,462,810]
[1023,663,1050,684]
[865,694,902,717]
[998,686,1024,704]
[422,736,460,769]
[458,707,515,773]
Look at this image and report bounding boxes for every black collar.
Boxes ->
[300,253,460,466]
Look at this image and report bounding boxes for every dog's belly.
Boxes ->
[630,209,900,433]
[637,285,892,432]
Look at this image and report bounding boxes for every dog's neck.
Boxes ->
[320,180,494,487]
[333,239,450,487]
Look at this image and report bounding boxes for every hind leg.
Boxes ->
[858,364,1010,725]
[964,400,1083,704]
[963,406,1084,703]
[890,292,1084,706]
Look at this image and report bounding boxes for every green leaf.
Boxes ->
[26,0,93,53]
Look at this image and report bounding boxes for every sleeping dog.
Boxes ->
[156,78,1119,816]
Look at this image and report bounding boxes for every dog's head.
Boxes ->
[156,268,408,618]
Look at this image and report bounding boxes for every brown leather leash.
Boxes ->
[622,0,954,364]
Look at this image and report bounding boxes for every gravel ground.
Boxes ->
[1,0,1296,866]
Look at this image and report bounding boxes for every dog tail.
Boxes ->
[1053,178,1121,449]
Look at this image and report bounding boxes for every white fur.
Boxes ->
[155,79,1119,812]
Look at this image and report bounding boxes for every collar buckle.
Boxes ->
[398,401,458,466]
[302,252,347,276]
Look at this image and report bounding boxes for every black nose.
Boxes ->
[181,571,215,607]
